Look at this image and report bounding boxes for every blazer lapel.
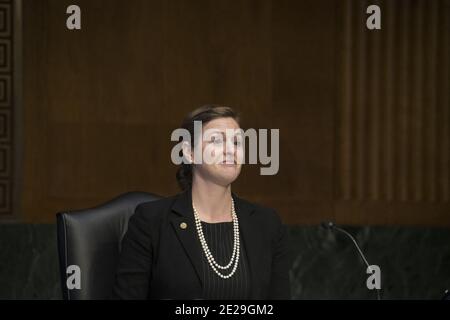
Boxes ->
[170,189,204,287]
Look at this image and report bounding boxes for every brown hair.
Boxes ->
[176,105,240,191]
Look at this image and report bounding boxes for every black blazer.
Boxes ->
[112,189,293,299]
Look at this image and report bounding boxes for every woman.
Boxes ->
[113,105,292,299]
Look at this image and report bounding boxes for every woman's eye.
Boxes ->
[211,136,223,144]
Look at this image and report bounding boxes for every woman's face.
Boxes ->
[191,117,243,187]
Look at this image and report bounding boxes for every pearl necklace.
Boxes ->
[192,199,240,279]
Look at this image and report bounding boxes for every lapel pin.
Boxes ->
[180,222,187,230]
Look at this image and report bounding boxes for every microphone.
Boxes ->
[321,221,381,300]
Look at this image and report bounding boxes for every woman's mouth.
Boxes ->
[220,160,236,166]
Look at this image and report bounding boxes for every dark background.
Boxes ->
[0,0,449,299]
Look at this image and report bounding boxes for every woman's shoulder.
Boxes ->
[132,193,180,219]
[131,191,285,227]
[235,195,287,243]
[233,194,284,225]
[136,194,178,210]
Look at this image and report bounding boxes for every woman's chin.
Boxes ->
[211,166,241,185]
[219,163,237,168]
[217,163,241,174]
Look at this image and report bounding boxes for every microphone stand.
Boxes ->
[322,221,381,300]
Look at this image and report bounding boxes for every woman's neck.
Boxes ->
[191,179,233,223]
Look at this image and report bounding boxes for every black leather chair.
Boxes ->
[56,191,161,300]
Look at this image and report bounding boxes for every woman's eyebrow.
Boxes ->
[207,129,242,137]
[207,129,226,137]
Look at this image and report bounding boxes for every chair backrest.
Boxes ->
[56,191,161,300]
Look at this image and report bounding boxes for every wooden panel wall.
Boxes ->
[0,0,20,220]
[20,0,336,224]
[17,0,450,226]
[336,0,450,225]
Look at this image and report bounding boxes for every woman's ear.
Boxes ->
[181,141,193,164]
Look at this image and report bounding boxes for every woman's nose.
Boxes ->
[224,138,235,155]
